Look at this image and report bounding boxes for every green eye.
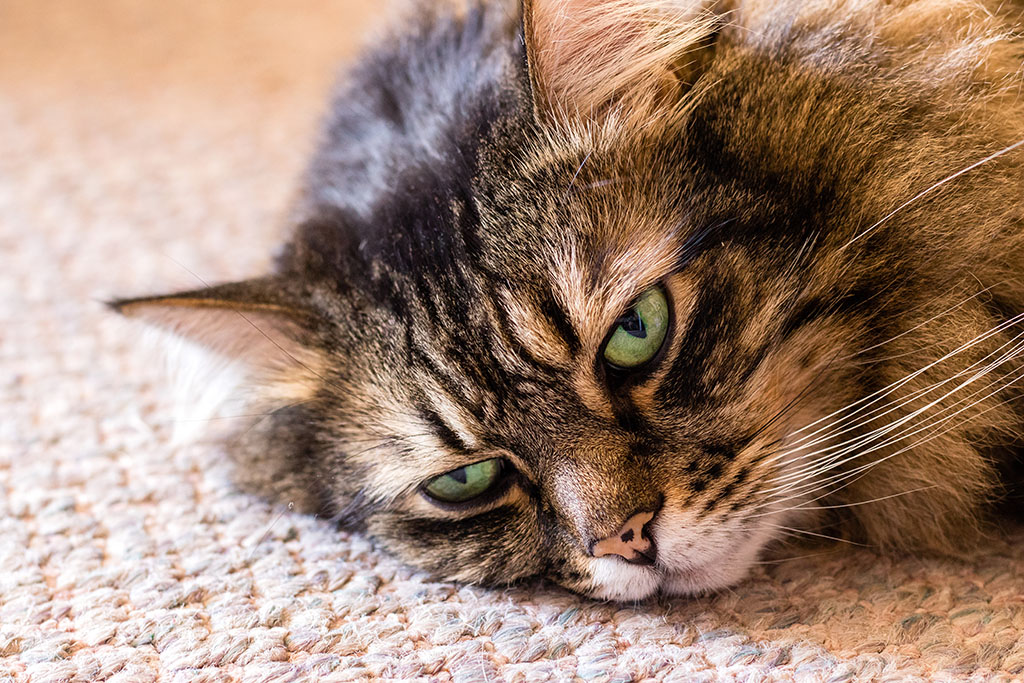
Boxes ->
[602,286,670,369]
[424,459,503,504]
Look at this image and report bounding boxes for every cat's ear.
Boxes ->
[522,0,719,126]
[108,277,323,378]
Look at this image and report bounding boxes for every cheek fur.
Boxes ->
[364,503,547,586]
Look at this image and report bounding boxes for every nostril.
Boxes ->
[624,547,656,566]
[589,533,657,565]
[589,503,662,565]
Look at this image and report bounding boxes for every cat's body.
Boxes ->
[114,0,1024,600]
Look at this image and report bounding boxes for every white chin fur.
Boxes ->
[586,546,759,601]
[658,547,760,598]
[587,558,661,601]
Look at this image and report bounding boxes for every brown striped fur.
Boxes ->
[113,0,1024,599]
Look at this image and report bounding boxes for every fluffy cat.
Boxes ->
[112,0,1024,600]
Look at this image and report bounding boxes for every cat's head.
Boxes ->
[113,0,1024,599]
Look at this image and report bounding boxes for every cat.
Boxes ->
[111,0,1024,601]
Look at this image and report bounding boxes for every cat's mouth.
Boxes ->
[588,560,754,601]
[587,558,662,601]
[587,557,719,601]
[586,520,773,600]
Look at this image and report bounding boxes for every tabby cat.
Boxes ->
[112,0,1024,600]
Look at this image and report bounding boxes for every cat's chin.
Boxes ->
[587,558,662,601]
[585,559,755,602]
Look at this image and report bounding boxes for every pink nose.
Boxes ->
[590,510,657,565]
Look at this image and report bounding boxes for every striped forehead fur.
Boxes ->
[551,227,681,350]
[510,125,690,348]
[501,289,575,368]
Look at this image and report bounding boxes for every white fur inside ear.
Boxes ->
[142,326,251,445]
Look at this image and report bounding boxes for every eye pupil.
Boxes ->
[601,286,669,370]
[423,458,504,504]
[617,311,647,338]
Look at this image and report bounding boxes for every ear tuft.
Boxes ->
[109,278,323,381]
[524,0,720,126]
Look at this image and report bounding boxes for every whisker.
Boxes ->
[840,137,1024,250]
[792,485,941,512]
[746,459,877,517]
[563,150,592,197]
[842,284,1000,359]
[766,359,1024,503]
[757,523,869,547]
[760,363,1024,510]
[768,312,1024,463]
[768,334,1024,490]
[757,330,1024,506]
[748,484,939,520]
[748,347,847,447]
[748,548,844,566]
[800,310,1024,438]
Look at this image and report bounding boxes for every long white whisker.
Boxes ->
[777,314,1024,461]
[766,384,1024,515]
[765,312,1024,467]
[748,485,939,520]
[760,334,1024,505]
[757,523,869,547]
[843,284,1000,359]
[760,362,1024,509]
[748,547,845,565]
[767,341,1024,494]
[840,138,1024,250]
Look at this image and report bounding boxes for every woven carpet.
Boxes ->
[3,1,1024,680]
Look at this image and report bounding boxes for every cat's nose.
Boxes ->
[588,504,660,566]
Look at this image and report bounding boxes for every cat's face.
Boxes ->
[293,99,876,598]
[114,0,1024,599]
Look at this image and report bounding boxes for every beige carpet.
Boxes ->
[4,1,1024,680]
